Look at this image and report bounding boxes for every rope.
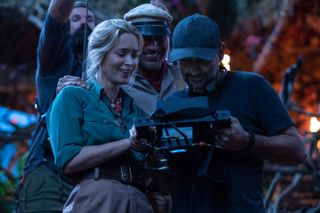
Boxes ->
[81,0,89,80]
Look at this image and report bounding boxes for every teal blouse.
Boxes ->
[47,80,139,171]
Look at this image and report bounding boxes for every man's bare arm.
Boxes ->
[250,126,307,164]
[222,117,307,165]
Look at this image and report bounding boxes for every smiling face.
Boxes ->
[139,35,167,72]
[178,55,220,95]
[99,33,140,87]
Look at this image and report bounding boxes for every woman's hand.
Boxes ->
[129,126,153,152]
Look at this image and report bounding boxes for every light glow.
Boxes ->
[309,117,320,132]
[222,54,231,70]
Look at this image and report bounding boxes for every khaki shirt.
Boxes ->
[123,64,186,117]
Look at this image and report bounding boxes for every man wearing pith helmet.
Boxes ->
[168,13,306,212]
[122,3,186,213]
[123,3,186,117]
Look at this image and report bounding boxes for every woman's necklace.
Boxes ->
[110,94,122,117]
[104,90,126,132]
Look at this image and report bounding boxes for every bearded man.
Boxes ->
[16,1,96,212]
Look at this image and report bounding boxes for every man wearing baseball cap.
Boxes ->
[16,1,96,212]
[168,14,306,212]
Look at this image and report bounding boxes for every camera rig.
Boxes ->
[133,96,231,172]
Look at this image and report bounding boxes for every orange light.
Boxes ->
[309,117,320,132]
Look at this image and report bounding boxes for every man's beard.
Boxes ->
[139,48,166,72]
[70,25,93,54]
[184,72,209,96]
[184,66,220,96]
[139,58,163,72]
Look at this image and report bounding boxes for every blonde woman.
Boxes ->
[47,19,153,213]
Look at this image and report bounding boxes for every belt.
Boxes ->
[73,164,146,192]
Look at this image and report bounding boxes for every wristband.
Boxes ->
[244,129,255,151]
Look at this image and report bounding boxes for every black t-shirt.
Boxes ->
[170,71,294,213]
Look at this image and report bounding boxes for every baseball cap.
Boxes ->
[124,3,172,36]
[170,13,222,62]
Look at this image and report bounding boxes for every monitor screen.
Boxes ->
[162,126,193,145]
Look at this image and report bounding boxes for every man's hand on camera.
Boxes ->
[213,116,249,151]
[56,75,89,94]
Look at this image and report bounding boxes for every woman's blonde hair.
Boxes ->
[85,19,143,81]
